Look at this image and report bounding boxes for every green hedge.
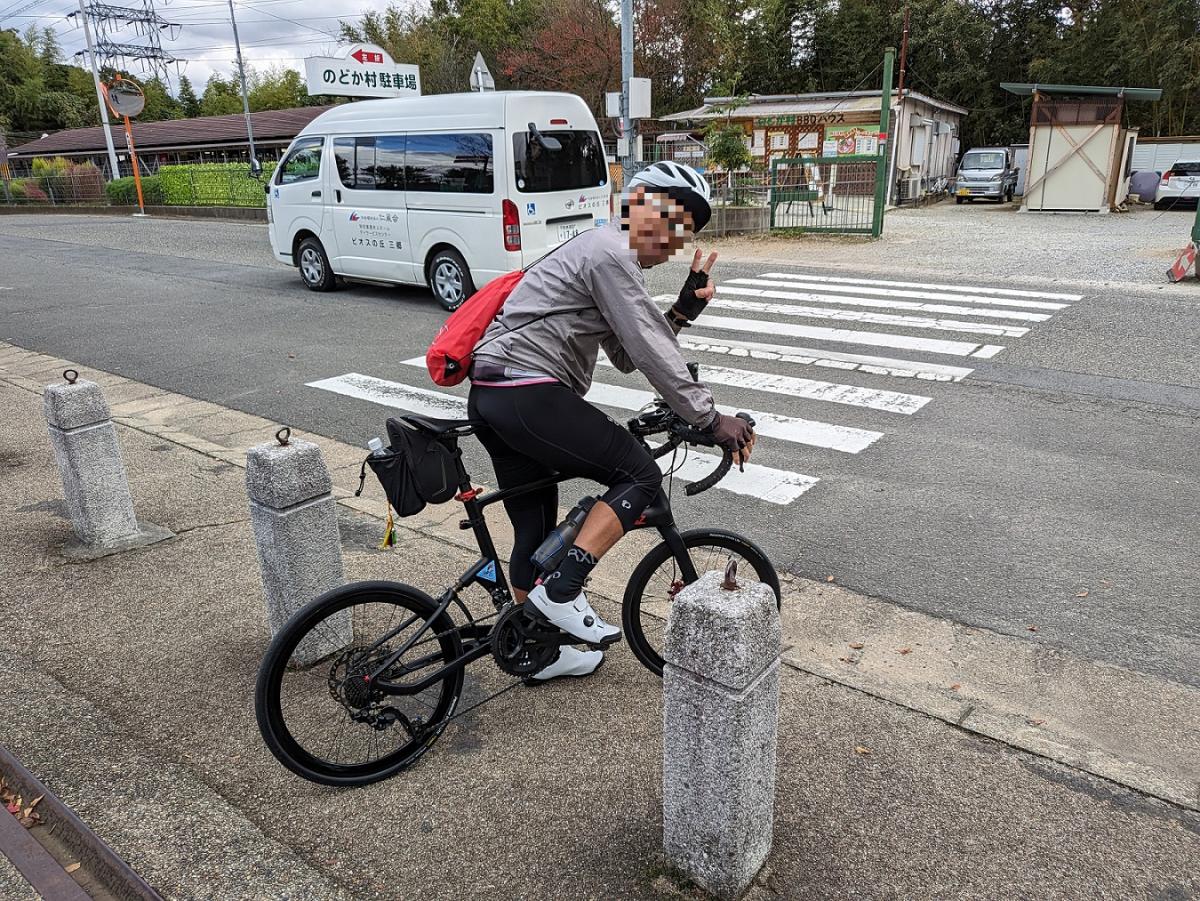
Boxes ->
[104,175,165,206]
[157,162,277,207]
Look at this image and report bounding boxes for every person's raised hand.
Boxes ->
[673,249,719,321]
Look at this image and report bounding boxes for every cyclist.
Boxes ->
[467,161,756,680]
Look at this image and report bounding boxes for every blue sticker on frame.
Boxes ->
[478,560,498,582]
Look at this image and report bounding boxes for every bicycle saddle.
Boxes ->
[399,414,481,437]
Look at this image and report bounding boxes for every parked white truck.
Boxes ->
[954,146,1020,204]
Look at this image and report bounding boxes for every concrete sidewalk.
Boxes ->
[2,360,1199,899]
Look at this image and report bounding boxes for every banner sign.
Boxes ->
[305,44,420,98]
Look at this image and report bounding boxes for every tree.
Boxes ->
[200,74,243,117]
[249,65,309,111]
[177,75,201,118]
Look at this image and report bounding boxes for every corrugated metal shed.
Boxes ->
[1131,137,1200,173]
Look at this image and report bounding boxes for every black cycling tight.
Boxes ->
[467,381,662,592]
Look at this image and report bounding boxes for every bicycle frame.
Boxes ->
[368,442,699,698]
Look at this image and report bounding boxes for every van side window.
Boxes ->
[277,138,323,185]
[333,137,379,189]
[405,133,493,193]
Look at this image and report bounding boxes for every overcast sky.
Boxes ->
[6,0,374,95]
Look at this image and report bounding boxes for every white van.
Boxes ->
[266,91,611,309]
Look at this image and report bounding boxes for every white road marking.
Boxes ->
[972,344,1006,359]
[704,290,1031,338]
[310,371,820,505]
[597,353,930,415]
[395,359,882,453]
[308,372,470,418]
[684,309,993,357]
[757,271,1082,302]
[677,335,975,382]
[724,279,1052,321]
[650,442,819,505]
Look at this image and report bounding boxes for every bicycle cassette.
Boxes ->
[490,603,565,677]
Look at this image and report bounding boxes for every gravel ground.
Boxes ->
[709,199,1198,294]
[2,201,1196,295]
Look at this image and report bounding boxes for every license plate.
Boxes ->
[956,187,970,196]
[558,223,581,243]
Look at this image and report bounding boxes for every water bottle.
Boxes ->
[367,437,387,457]
[531,497,595,573]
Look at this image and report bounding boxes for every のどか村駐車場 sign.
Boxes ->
[304,45,421,99]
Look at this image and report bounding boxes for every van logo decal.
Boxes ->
[564,199,574,210]
[349,211,360,221]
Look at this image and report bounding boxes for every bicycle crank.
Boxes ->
[490,602,569,677]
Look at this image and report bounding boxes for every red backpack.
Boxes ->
[425,234,583,387]
[425,269,523,386]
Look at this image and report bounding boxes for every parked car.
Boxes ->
[266,91,610,309]
[954,146,1019,204]
[1154,160,1200,210]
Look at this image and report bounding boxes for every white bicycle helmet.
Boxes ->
[627,161,713,232]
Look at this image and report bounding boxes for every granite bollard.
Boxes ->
[663,566,781,900]
[245,429,349,666]
[43,371,172,560]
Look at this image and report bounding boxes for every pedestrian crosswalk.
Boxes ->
[308,268,1082,506]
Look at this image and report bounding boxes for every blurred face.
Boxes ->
[622,187,694,267]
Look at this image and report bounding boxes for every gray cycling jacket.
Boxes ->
[472,221,718,428]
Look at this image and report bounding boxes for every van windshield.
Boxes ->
[962,151,1005,170]
[513,130,607,193]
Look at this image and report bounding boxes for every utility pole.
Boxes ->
[228,0,257,166]
[872,47,895,238]
[620,0,634,185]
[897,5,910,96]
[77,0,121,178]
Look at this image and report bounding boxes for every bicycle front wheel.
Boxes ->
[255,580,464,786]
[622,529,781,677]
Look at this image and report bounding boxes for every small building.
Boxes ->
[5,106,333,177]
[1000,83,1161,212]
[659,88,968,205]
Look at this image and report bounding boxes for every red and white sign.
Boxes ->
[305,44,420,99]
[1167,242,1196,283]
[351,48,384,65]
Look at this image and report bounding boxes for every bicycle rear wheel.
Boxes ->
[622,529,781,677]
[255,580,464,786]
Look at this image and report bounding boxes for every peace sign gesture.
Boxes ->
[671,249,718,325]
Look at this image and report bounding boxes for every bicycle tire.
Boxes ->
[255,580,464,786]
[622,529,781,677]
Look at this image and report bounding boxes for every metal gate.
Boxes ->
[769,154,886,236]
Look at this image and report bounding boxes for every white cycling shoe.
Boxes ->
[529,646,605,682]
[526,584,622,646]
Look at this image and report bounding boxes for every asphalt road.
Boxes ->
[2,213,1197,687]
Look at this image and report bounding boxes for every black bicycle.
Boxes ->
[254,386,781,786]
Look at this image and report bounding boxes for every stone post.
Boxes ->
[43,370,172,560]
[245,429,348,666]
[663,566,781,900]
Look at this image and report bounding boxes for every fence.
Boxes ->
[768,154,885,235]
[2,161,274,209]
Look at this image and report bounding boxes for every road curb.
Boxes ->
[3,340,1198,814]
[0,743,162,900]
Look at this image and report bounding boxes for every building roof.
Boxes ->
[7,105,336,158]
[1000,83,1163,102]
[662,89,969,122]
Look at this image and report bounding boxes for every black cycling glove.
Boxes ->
[672,268,710,322]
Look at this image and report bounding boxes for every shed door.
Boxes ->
[1027,124,1117,211]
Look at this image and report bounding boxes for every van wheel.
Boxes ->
[429,249,475,311]
[297,237,337,292]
